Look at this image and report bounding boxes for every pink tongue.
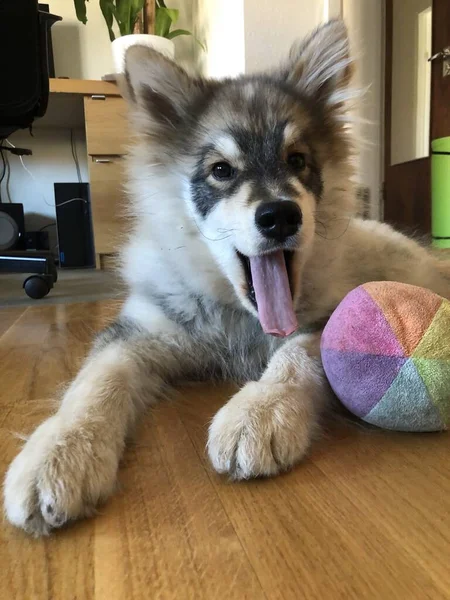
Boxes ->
[249,250,298,337]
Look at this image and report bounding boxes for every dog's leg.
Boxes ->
[4,319,195,536]
[208,332,330,479]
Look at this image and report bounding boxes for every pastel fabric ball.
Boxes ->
[321,282,450,432]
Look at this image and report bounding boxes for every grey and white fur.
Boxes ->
[4,20,450,536]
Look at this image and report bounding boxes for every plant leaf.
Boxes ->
[129,0,146,34]
[167,29,206,51]
[73,0,88,24]
[155,7,173,38]
[167,28,191,39]
[99,0,115,41]
[116,0,129,34]
[165,8,179,27]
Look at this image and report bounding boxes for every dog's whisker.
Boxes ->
[191,216,234,242]
[217,227,238,234]
[315,217,351,240]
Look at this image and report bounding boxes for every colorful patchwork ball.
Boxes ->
[321,281,450,432]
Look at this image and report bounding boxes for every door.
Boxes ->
[384,0,450,234]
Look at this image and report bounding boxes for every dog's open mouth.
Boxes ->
[237,250,298,337]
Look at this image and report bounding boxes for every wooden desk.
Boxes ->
[45,78,129,269]
[49,79,119,95]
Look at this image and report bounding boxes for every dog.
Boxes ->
[4,20,450,536]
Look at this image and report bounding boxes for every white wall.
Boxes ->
[390,0,432,166]
[1,1,195,243]
[49,0,114,80]
[343,0,384,220]
[2,0,384,237]
[49,0,196,79]
[194,0,245,78]
[243,0,326,74]
[194,0,384,219]
[194,0,340,78]
[2,128,89,252]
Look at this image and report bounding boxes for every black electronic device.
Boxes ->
[54,183,95,268]
[38,4,57,78]
[25,230,50,251]
[0,202,25,250]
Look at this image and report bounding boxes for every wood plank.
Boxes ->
[86,156,128,254]
[2,301,450,599]
[177,387,450,600]
[6,301,121,327]
[0,306,27,338]
[50,79,120,96]
[0,303,262,600]
[98,254,120,271]
[384,157,431,234]
[313,426,450,595]
[93,404,263,600]
[84,96,129,156]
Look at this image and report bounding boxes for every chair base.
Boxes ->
[0,251,57,299]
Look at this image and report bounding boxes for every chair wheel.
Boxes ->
[23,276,50,299]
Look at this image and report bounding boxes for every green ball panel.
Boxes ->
[413,357,450,424]
[413,300,450,360]
[364,359,445,432]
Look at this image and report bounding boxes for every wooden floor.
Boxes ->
[1,301,450,600]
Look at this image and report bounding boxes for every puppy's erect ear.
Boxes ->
[118,45,201,134]
[284,19,354,109]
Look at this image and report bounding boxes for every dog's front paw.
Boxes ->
[4,415,120,536]
[207,382,316,479]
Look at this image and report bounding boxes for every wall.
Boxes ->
[194,0,245,78]
[2,129,88,246]
[194,0,340,78]
[390,0,432,166]
[1,1,195,243]
[49,0,195,79]
[194,0,384,219]
[49,0,114,80]
[243,0,326,74]
[343,0,384,219]
[1,0,385,238]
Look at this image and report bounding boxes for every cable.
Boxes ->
[16,150,87,209]
[70,129,82,184]
[17,155,54,208]
[0,148,5,202]
[4,151,12,202]
[7,138,86,208]
[0,148,6,182]
[39,222,57,231]
[57,197,88,208]
[73,130,82,183]
[1,140,13,202]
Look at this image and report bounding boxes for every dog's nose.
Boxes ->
[255,201,302,242]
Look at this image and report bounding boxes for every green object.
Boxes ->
[432,136,450,249]
[73,0,203,47]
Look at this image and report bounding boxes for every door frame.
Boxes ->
[383,0,433,234]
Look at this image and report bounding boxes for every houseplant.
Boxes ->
[74,0,199,72]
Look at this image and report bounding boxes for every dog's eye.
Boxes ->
[212,162,235,181]
[287,153,306,171]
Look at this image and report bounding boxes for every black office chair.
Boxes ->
[0,0,61,299]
